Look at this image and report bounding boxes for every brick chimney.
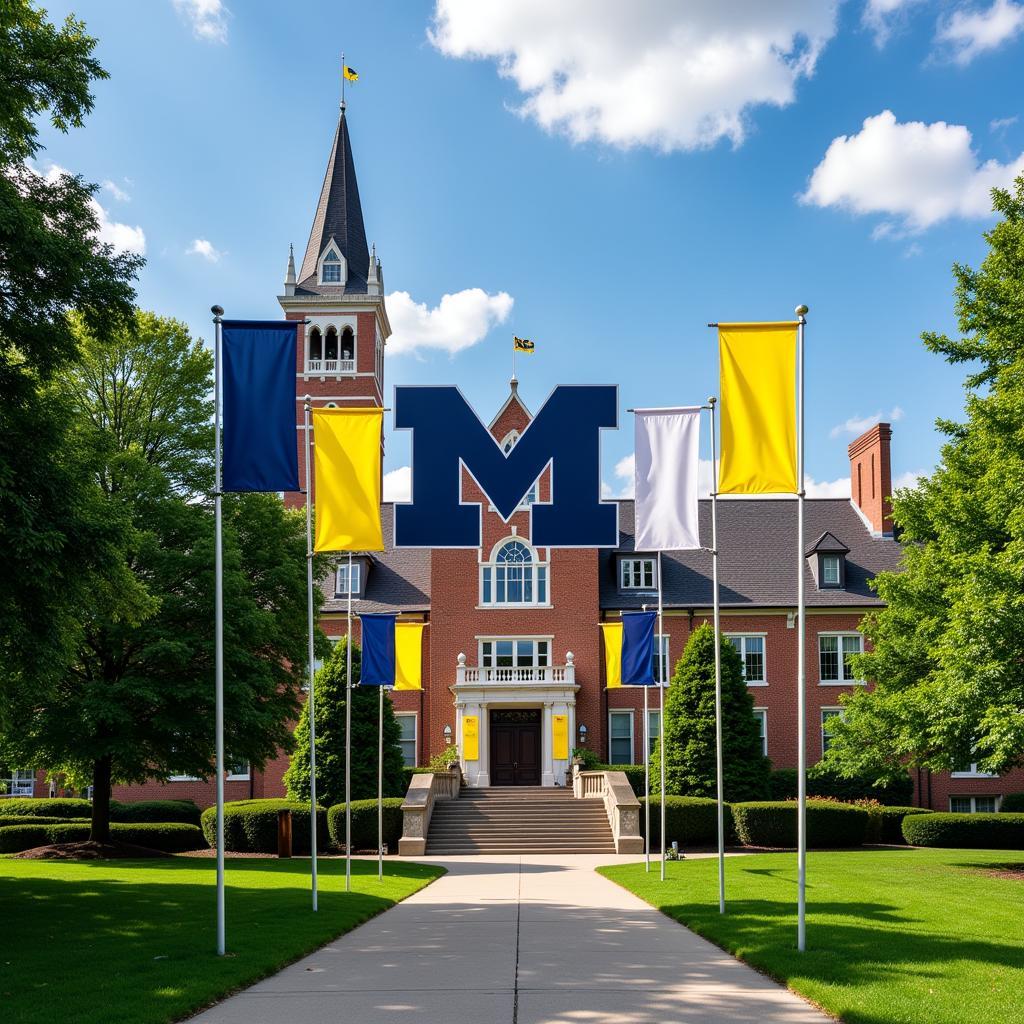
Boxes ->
[848,423,893,536]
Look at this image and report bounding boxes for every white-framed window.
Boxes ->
[752,709,768,757]
[1,768,35,798]
[821,707,843,755]
[950,795,999,813]
[619,558,656,590]
[307,320,356,374]
[653,634,671,684]
[226,758,250,781]
[480,539,549,606]
[646,710,661,758]
[499,430,538,505]
[169,771,201,782]
[479,638,550,669]
[395,713,417,767]
[728,635,766,685]
[951,758,998,779]
[318,246,345,284]
[822,554,841,586]
[336,562,361,596]
[608,710,634,765]
[818,633,863,684]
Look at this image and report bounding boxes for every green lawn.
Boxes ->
[600,849,1024,1024]
[1,856,443,1024]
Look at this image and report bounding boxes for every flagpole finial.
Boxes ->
[510,376,518,393]
[708,395,716,406]
[795,304,809,318]
[211,304,224,320]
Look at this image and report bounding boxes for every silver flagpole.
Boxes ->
[708,396,726,915]
[644,683,650,871]
[796,304,809,951]
[345,551,353,892]
[212,305,226,956]
[303,398,319,912]
[378,684,384,879]
[658,550,666,881]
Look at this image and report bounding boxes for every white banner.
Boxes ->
[633,407,702,552]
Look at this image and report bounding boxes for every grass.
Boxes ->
[600,849,1024,1024]
[1,855,443,1024]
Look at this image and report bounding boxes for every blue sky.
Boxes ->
[35,0,1024,498]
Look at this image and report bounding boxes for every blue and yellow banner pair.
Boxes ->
[601,611,657,688]
[359,614,424,690]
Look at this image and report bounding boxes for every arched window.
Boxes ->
[309,327,323,370]
[499,430,538,505]
[481,538,548,605]
[321,248,342,283]
[340,326,354,368]
[324,327,339,369]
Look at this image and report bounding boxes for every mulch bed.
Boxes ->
[977,862,1024,881]
[13,840,169,860]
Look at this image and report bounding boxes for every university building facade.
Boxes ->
[6,104,1017,815]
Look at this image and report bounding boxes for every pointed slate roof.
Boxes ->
[297,108,370,295]
[805,531,850,556]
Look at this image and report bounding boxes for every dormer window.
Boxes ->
[619,557,656,590]
[805,532,849,590]
[336,561,361,596]
[321,249,341,282]
[822,554,841,586]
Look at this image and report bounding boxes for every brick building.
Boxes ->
[5,103,1019,814]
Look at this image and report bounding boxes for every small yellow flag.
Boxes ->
[313,408,384,552]
[718,323,798,495]
[463,715,479,761]
[513,336,535,353]
[552,714,569,760]
[343,65,359,82]
[601,623,623,689]
[394,623,425,690]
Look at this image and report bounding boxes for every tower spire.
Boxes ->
[284,242,296,296]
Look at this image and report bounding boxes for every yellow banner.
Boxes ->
[601,623,623,689]
[313,408,384,552]
[462,715,479,761]
[718,323,798,494]
[552,714,569,760]
[394,623,424,690]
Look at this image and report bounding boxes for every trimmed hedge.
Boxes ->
[200,799,327,854]
[110,799,202,826]
[599,765,646,798]
[0,822,206,854]
[1000,792,1024,812]
[769,766,914,806]
[902,812,1024,849]
[640,796,734,850]
[0,815,84,828]
[327,799,404,852]
[865,806,932,845]
[731,800,868,848]
[0,798,93,819]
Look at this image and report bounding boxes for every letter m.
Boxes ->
[394,385,619,548]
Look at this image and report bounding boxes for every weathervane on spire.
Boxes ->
[341,53,358,111]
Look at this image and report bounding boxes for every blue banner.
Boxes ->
[221,321,299,492]
[359,613,396,686]
[621,611,656,686]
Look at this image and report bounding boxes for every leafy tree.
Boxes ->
[652,624,770,800]
[825,176,1024,781]
[285,637,407,808]
[2,313,322,842]
[0,3,142,724]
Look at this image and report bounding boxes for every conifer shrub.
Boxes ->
[327,799,404,852]
[200,799,327,854]
[902,812,1024,849]
[731,800,868,848]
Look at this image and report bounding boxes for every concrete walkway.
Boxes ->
[188,854,832,1024]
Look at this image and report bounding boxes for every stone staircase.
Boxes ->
[425,786,616,855]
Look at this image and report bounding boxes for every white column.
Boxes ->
[542,702,554,787]
[477,702,490,788]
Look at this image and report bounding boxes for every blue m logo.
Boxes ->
[394,385,619,548]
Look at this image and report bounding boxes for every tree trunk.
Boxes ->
[90,756,112,844]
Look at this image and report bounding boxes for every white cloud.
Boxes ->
[187,238,224,262]
[936,0,1024,65]
[429,1,839,152]
[173,0,229,44]
[829,406,904,439]
[991,114,1019,132]
[863,0,925,46]
[383,466,412,502]
[893,468,926,490]
[805,475,851,498]
[101,179,130,202]
[801,110,1024,234]
[386,287,513,356]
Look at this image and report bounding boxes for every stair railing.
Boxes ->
[397,767,462,856]
[572,766,644,854]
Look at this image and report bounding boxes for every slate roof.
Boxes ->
[601,499,902,610]
[297,109,370,296]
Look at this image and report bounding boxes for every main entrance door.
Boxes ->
[489,709,541,786]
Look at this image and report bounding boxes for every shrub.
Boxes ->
[1000,792,1024,812]
[200,799,327,854]
[0,822,206,854]
[902,812,1024,849]
[594,764,646,798]
[639,796,734,851]
[865,806,932,844]
[327,799,404,852]
[0,798,92,819]
[572,747,603,771]
[807,762,914,806]
[769,769,798,800]
[0,815,83,828]
[731,800,868,848]
[110,800,202,826]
